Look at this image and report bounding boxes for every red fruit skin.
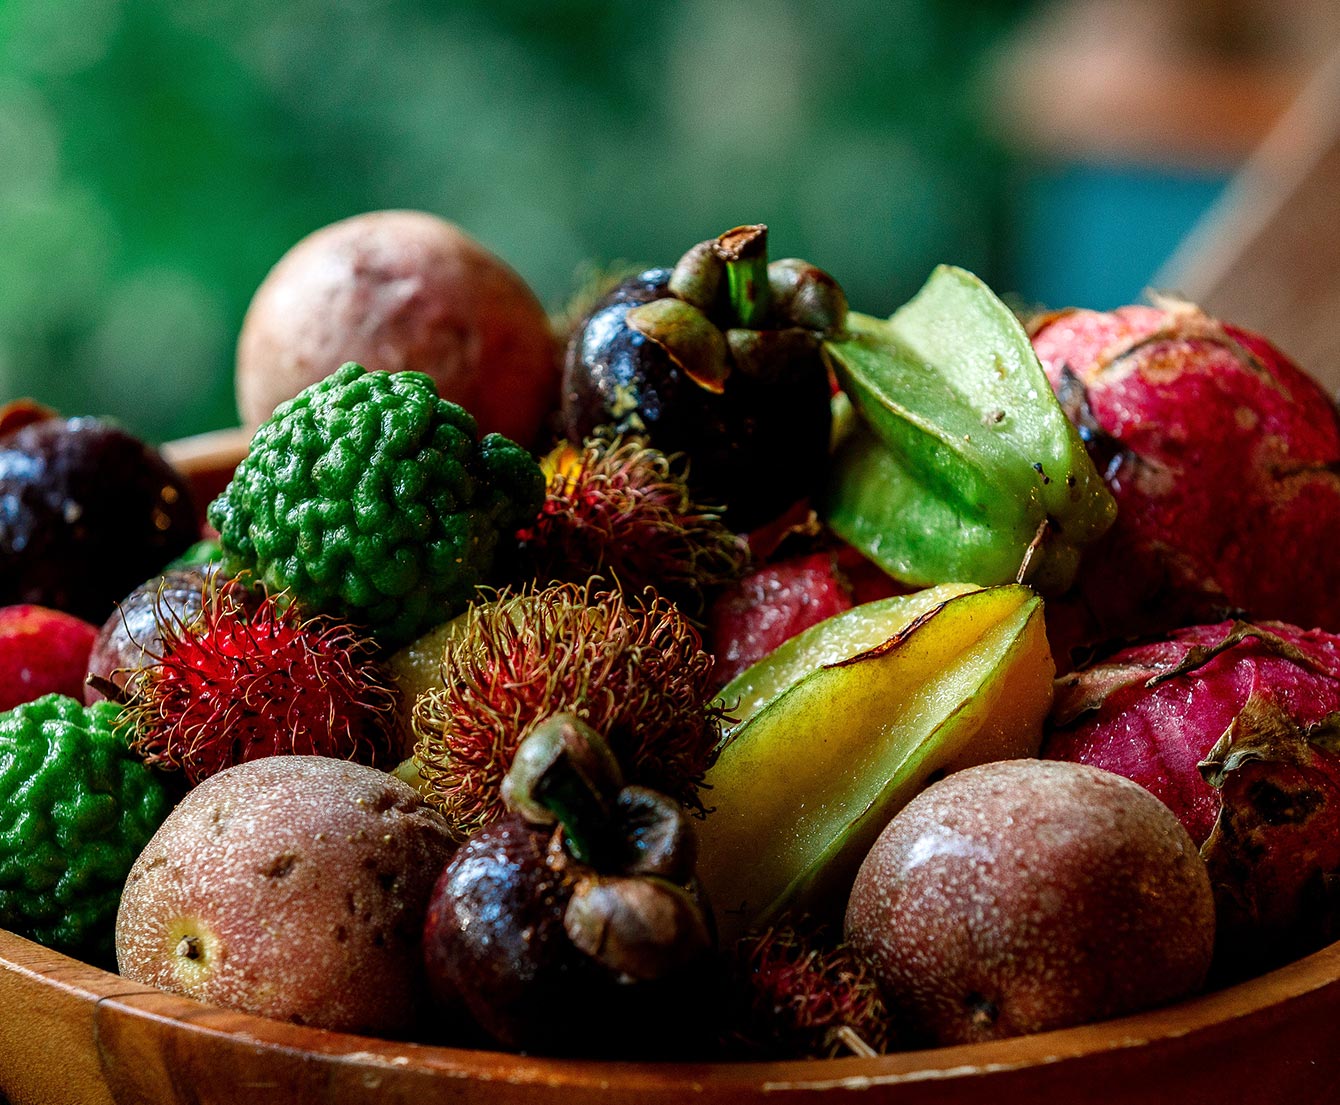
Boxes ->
[1032,304,1340,652]
[1046,620,1340,967]
[707,551,854,689]
[0,604,98,711]
[1044,621,1340,846]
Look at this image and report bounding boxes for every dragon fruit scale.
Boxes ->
[1030,300,1340,655]
[1045,620,1340,970]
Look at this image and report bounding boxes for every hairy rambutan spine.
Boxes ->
[517,436,749,615]
[119,583,397,784]
[724,923,894,1060]
[412,580,725,842]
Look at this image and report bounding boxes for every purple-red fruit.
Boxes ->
[421,815,711,1057]
[1046,620,1340,965]
[707,551,854,689]
[1032,302,1340,658]
[0,416,197,624]
[85,569,217,705]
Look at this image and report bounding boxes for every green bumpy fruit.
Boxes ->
[0,694,173,961]
[208,363,546,649]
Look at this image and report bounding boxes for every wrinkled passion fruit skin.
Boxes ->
[0,418,197,624]
[562,269,832,531]
[422,814,713,1057]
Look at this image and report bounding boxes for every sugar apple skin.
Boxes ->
[208,362,544,649]
[0,694,173,961]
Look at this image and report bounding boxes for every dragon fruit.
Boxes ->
[1044,620,1340,969]
[1030,300,1340,657]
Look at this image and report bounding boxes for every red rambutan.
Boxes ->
[723,922,895,1060]
[412,580,726,842]
[516,436,749,615]
[120,582,397,784]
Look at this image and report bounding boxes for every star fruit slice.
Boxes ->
[697,582,1053,944]
[822,265,1116,594]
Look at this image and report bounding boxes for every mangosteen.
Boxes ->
[421,714,717,1057]
[561,225,843,531]
[0,415,198,624]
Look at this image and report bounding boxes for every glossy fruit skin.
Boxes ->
[846,760,1215,1047]
[562,270,832,531]
[0,418,198,624]
[422,814,710,1057]
[706,551,854,690]
[0,605,98,711]
[1044,620,1340,846]
[1032,304,1340,651]
[85,569,215,705]
[697,584,1053,944]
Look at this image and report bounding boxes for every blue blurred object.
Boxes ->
[1011,161,1230,312]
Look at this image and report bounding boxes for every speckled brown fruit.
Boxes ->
[845,760,1215,1046]
[115,756,455,1037]
[236,210,559,447]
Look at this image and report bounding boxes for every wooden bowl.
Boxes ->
[2,428,1339,1105]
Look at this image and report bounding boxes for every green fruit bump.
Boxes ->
[0,694,173,961]
[208,363,545,650]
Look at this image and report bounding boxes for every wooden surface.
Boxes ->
[1156,46,1340,390]
[3,926,1340,1104]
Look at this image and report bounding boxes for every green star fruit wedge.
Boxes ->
[822,265,1116,594]
[697,583,1053,944]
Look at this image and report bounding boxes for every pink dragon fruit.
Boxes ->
[1030,300,1340,659]
[1045,620,1340,969]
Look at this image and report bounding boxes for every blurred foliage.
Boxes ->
[0,0,1030,443]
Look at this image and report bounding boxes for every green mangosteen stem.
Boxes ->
[714,224,770,329]
[502,713,625,868]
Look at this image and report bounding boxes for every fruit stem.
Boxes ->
[714,225,770,329]
[503,714,624,869]
[534,763,618,868]
[85,673,131,706]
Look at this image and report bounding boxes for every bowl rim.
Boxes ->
[4,924,1340,1091]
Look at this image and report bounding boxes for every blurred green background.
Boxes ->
[0,0,1039,443]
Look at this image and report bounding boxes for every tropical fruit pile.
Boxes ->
[3,212,1339,1058]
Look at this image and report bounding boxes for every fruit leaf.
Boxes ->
[822,266,1115,594]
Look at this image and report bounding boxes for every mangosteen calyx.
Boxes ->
[560,224,845,530]
[501,712,714,979]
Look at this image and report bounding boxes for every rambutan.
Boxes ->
[412,581,725,842]
[723,922,895,1060]
[119,582,397,784]
[516,436,749,615]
